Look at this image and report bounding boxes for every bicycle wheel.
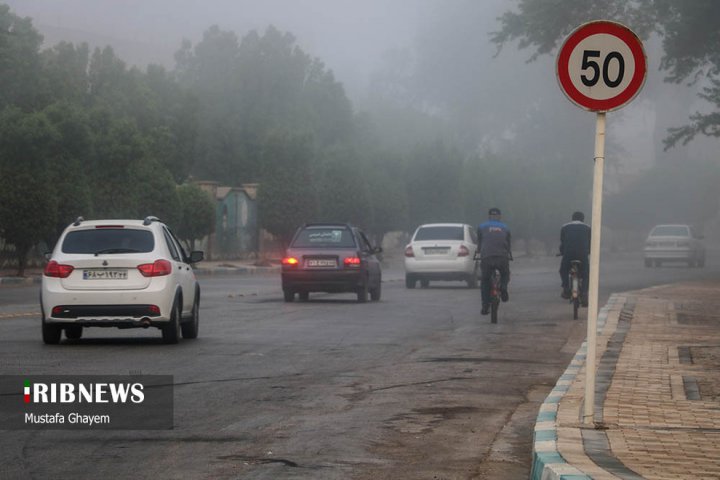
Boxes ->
[573,297,579,320]
[491,299,499,324]
[572,276,579,319]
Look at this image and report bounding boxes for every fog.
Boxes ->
[4,0,719,250]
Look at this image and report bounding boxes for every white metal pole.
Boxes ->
[584,112,606,424]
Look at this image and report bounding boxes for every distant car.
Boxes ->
[41,216,204,345]
[281,223,382,302]
[643,224,705,268]
[404,223,478,289]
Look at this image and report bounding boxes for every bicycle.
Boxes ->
[476,252,511,324]
[568,260,583,320]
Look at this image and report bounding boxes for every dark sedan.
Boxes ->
[281,223,382,302]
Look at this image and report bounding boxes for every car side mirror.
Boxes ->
[189,251,204,264]
[44,252,52,261]
[373,246,383,254]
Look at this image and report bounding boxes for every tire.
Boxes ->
[283,289,295,302]
[162,298,181,345]
[357,278,369,303]
[490,299,499,324]
[298,292,309,302]
[698,258,706,268]
[42,314,62,345]
[181,290,200,339]
[370,280,382,301]
[405,274,416,289]
[420,279,429,288]
[644,258,652,268]
[467,274,478,289]
[654,260,662,267]
[573,298,579,320]
[65,326,83,340]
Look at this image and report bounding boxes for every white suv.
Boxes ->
[41,217,204,344]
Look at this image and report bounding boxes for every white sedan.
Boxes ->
[404,223,478,288]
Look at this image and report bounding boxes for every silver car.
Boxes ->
[643,224,705,268]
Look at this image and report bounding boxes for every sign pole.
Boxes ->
[583,111,606,424]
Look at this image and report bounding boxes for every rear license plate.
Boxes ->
[423,248,449,255]
[306,259,337,267]
[83,269,128,280]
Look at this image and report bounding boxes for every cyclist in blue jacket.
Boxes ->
[559,211,591,306]
[477,208,512,315]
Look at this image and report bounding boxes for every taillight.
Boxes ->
[137,259,172,277]
[282,257,299,266]
[344,256,361,267]
[458,245,470,257]
[404,246,414,257]
[44,261,74,278]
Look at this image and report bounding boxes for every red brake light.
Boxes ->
[137,259,172,277]
[458,245,470,257]
[344,256,361,267]
[404,246,414,257]
[282,257,299,266]
[44,261,74,278]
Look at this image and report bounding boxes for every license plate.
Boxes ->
[83,269,128,280]
[424,248,449,255]
[306,259,336,267]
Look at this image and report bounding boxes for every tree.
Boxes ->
[257,132,317,246]
[176,183,215,251]
[0,107,59,275]
[0,4,43,110]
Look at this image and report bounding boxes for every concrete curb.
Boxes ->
[0,265,281,287]
[530,295,624,480]
[0,276,41,286]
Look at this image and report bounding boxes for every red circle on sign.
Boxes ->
[557,21,646,112]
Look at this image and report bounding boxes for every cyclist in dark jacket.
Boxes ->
[477,207,511,315]
[559,211,591,305]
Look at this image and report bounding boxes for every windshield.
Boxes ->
[291,227,356,248]
[62,228,155,254]
[414,226,464,241]
[650,226,689,237]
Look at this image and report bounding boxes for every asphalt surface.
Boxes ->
[0,252,718,479]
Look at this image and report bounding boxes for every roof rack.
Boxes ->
[73,216,84,226]
[143,216,161,226]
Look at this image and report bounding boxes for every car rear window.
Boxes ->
[291,227,356,248]
[414,226,464,241]
[62,228,155,254]
[650,226,689,237]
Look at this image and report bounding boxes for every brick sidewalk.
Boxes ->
[533,280,720,479]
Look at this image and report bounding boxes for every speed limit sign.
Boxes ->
[557,20,646,112]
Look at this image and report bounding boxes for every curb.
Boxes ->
[0,265,281,287]
[530,295,624,480]
[0,276,41,286]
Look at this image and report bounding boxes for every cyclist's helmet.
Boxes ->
[489,207,501,216]
[572,211,584,222]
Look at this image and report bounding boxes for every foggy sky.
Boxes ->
[4,0,442,99]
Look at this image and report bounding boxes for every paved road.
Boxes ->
[0,252,717,479]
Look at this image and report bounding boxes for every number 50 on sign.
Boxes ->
[557,21,646,112]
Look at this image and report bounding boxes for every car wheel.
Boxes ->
[405,274,416,289]
[370,281,382,301]
[283,289,295,302]
[65,326,83,340]
[420,279,429,288]
[162,298,181,345]
[698,258,706,268]
[357,280,369,303]
[298,292,309,302]
[181,290,200,339]
[654,260,662,267]
[467,274,478,289]
[42,314,62,345]
[644,258,652,268]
